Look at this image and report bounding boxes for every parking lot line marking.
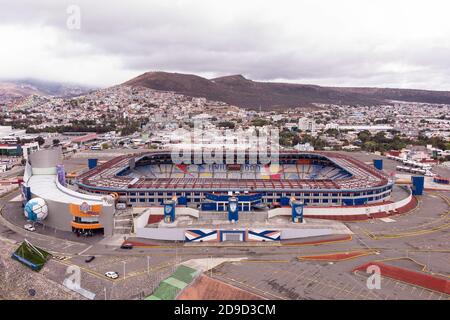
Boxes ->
[364,292,374,299]
[355,288,366,298]
[215,274,285,300]
[335,284,350,297]
[62,243,75,249]
[387,275,450,298]
[314,283,326,293]
[269,264,387,299]
[56,260,111,282]
[78,245,93,256]
[344,285,357,298]
[382,278,392,287]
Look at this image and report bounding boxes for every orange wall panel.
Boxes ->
[69,203,102,217]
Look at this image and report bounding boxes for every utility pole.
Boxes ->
[176,241,179,265]
[210,255,213,278]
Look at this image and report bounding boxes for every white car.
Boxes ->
[105,271,119,279]
[425,171,436,177]
[24,224,35,232]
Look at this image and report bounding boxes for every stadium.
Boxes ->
[76,150,394,210]
[21,148,420,241]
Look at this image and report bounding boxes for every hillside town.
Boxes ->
[0,85,449,168]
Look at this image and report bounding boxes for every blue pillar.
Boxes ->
[88,158,98,169]
[291,200,304,223]
[280,197,291,206]
[373,159,383,170]
[21,184,31,207]
[164,199,176,222]
[228,197,239,221]
[56,164,66,187]
[177,196,187,205]
[411,176,424,196]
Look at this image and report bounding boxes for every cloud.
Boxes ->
[1,0,450,89]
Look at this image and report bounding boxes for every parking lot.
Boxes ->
[39,253,183,300]
[211,259,449,300]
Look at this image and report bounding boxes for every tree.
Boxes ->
[35,136,45,146]
[325,128,339,138]
[373,131,387,144]
[357,130,372,143]
[279,129,298,147]
[363,141,377,152]
[251,118,270,127]
[217,121,236,129]
[52,139,60,146]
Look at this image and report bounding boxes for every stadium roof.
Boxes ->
[28,174,106,205]
[77,151,390,192]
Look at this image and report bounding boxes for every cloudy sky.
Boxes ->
[1,0,450,89]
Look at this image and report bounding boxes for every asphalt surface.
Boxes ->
[1,187,449,300]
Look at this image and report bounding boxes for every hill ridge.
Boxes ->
[123,71,450,110]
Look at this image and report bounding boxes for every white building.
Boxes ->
[294,143,314,151]
[0,125,26,140]
[339,125,393,132]
[298,118,316,133]
[325,123,339,130]
[271,114,283,122]
[22,142,40,161]
[284,123,298,131]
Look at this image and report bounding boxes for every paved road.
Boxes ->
[1,188,449,300]
[0,166,24,179]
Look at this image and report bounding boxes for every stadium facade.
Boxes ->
[18,149,422,241]
[76,150,394,210]
[22,148,115,235]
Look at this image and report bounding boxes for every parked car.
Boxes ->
[85,256,96,263]
[116,203,126,210]
[105,271,119,279]
[24,224,35,232]
[120,243,133,250]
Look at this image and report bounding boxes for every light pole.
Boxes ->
[122,261,126,279]
[104,287,107,300]
[210,255,213,278]
[147,256,150,275]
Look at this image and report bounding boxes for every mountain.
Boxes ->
[123,71,450,109]
[0,79,94,104]
[0,82,42,100]
[13,79,94,97]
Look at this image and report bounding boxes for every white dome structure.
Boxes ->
[24,198,48,222]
